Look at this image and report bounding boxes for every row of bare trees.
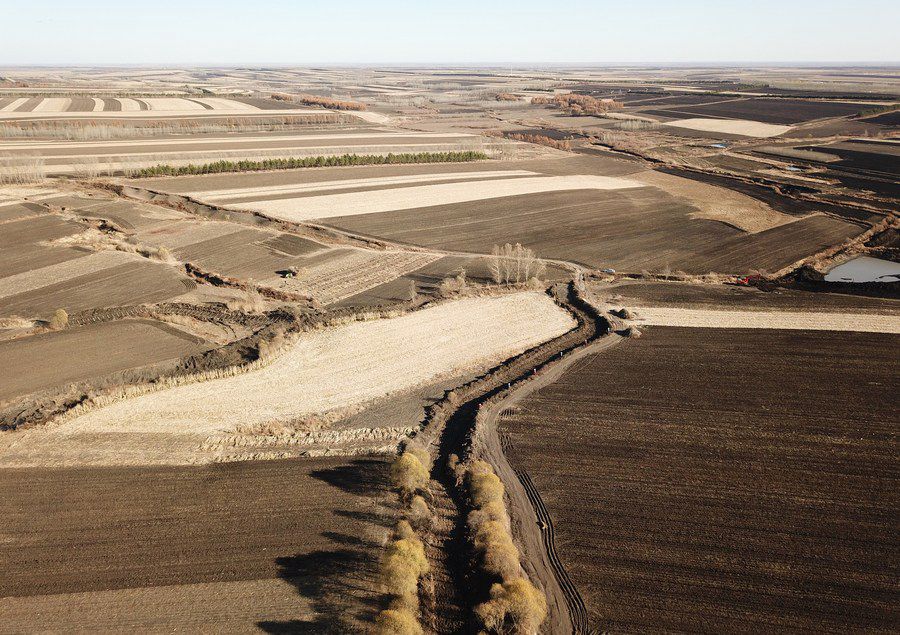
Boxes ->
[488,243,546,285]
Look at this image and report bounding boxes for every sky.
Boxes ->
[1,0,898,66]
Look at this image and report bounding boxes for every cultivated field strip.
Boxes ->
[265,249,440,305]
[0,131,473,153]
[0,319,208,402]
[635,307,900,333]
[663,118,793,138]
[188,169,535,202]
[0,293,575,466]
[0,250,136,299]
[0,96,264,117]
[229,175,643,221]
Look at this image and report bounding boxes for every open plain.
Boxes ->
[0,60,897,634]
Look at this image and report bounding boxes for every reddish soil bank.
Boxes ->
[500,327,899,633]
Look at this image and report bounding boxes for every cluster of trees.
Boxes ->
[131,151,488,177]
[504,132,571,150]
[466,460,547,634]
[856,103,899,118]
[377,447,434,634]
[531,92,623,116]
[488,243,546,286]
[270,92,367,111]
[494,92,522,102]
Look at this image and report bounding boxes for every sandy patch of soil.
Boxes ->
[664,118,793,138]
[0,98,28,112]
[116,97,143,111]
[194,97,261,111]
[32,98,72,112]
[0,292,575,466]
[236,174,643,222]
[349,110,394,125]
[635,307,900,333]
[143,97,208,112]
[634,170,800,233]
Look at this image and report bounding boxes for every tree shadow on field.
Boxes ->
[259,458,396,633]
[309,458,391,497]
[258,548,382,634]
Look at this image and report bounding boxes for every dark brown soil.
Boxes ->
[500,327,899,633]
[0,319,208,402]
[325,188,862,274]
[641,98,865,124]
[0,456,394,630]
[0,261,194,319]
[598,280,900,314]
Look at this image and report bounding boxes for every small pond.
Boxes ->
[824,256,900,283]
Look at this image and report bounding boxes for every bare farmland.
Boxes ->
[0,456,394,632]
[500,327,899,632]
[0,319,208,402]
[0,292,575,466]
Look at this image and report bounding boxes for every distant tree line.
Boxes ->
[131,151,488,177]
[531,92,623,116]
[271,92,367,111]
[504,132,571,150]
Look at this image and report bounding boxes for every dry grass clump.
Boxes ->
[390,448,431,500]
[48,308,68,330]
[532,92,623,116]
[487,243,547,286]
[271,92,367,111]
[438,269,469,297]
[0,155,45,184]
[375,607,423,635]
[54,229,176,264]
[225,289,267,314]
[376,520,430,635]
[476,577,549,635]
[466,460,547,634]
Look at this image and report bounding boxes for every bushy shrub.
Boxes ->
[377,520,430,633]
[48,308,68,330]
[391,451,430,499]
[271,92,368,111]
[531,92,623,116]
[375,607,423,635]
[476,578,548,635]
[465,461,548,633]
[504,132,571,150]
[407,494,431,528]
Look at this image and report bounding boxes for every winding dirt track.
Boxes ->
[476,325,624,635]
